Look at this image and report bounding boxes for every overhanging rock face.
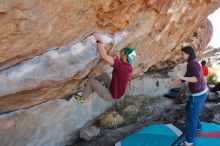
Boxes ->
[0,0,219,114]
[0,1,220,145]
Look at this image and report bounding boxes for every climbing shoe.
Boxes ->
[74,92,86,103]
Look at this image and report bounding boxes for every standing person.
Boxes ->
[177,46,208,146]
[201,60,208,83]
[74,32,136,103]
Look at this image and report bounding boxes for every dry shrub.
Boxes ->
[99,111,124,128]
[207,68,218,84]
[122,105,139,116]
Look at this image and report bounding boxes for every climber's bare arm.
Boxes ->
[93,32,114,65]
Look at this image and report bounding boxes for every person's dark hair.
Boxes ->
[201,60,206,66]
[181,46,196,62]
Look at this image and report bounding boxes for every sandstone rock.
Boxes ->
[0,74,173,146]
[213,114,220,124]
[207,92,220,102]
[0,0,219,128]
[0,93,113,146]
[197,19,213,51]
[0,1,220,146]
[80,126,100,141]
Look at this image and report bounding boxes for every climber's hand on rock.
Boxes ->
[93,31,101,41]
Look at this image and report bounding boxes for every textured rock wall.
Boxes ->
[0,1,219,145]
[0,0,219,114]
[0,74,175,146]
[0,94,113,146]
[195,19,213,51]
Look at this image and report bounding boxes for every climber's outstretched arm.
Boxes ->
[93,32,114,65]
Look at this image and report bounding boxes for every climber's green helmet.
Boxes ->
[124,47,136,64]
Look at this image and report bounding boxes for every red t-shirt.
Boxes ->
[109,58,132,100]
[201,66,208,76]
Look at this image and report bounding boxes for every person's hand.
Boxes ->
[93,31,101,41]
[166,78,182,85]
[177,73,184,80]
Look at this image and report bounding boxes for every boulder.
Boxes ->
[80,126,100,141]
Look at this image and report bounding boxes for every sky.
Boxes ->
[208,8,220,48]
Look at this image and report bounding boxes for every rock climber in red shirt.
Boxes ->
[74,32,136,103]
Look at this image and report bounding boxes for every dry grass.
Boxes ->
[207,62,220,83]
[208,68,218,84]
[122,105,139,116]
[99,111,124,128]
[97,95,157,129]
